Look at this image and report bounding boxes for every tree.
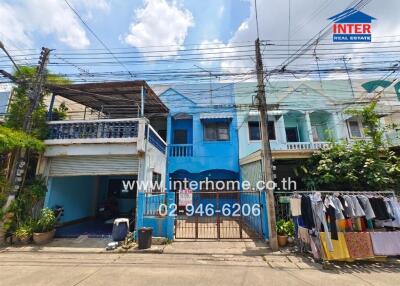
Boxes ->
[5,66,69,139]
[300,103,400,192]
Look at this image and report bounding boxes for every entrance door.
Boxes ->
[174,191,264,240]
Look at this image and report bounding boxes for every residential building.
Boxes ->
[36,81,169,238]
[235,79,400,190]
[158,83,240,191]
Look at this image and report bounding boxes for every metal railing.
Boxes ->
[168,144,193,157]
[46,118,139,140]
[285,142,329,150]
[148,125,167,153]
[144,192,167,216]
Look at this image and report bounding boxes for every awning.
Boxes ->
[248,110,284,119]
[48,81,169,119]
[199,112,234,120]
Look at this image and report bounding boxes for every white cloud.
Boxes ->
[210,0,400,81]
[123,0,194,59]
[0,0,110,50]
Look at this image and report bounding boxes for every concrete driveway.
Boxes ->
[1,238,400,286]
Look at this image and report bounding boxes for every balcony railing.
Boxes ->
[168,144,193,157]
[148,126,167,154]
[47,119,139,140]
[284,142,329,150]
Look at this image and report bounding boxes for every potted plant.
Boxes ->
[15,223,33,244]
[32,208,56,245]
[276,219,290,247]
[286,220,295,244]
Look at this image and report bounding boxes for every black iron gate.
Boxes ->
[174,191,264,239]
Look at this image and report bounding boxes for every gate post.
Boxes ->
[260,191,270,241]
[166,192,175,240]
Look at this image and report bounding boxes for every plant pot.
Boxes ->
[33,229,56,245]
[287,237,294,244]
[277,235,288,247]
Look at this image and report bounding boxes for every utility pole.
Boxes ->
[2,47,51,210]
[255,38,279,251]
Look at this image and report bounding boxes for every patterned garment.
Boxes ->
[344,232,374,259]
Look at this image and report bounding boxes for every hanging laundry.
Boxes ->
[301,195,315,229]
[350,196,366,217]
[289,197,302,216]
[342,195,357,218]
[357,195,376,220]
[298,226,311,244]
[331,196,345,220]
[320,232,350,261]
[370,232,400,256]
[369,197,392,220]
[311,193,334,252]
[344,232,374,259]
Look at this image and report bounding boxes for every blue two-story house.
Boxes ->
[158,83,240,191]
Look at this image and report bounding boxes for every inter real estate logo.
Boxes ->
[329,8,376,42]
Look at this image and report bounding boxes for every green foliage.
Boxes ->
[33,208,56,233]
[0,177,47,232]
[276,219,294,236]
[52,102,69,120]
[4,66,69,140]
[0,126,45,153]
[15,222,33,239]
[301,103,400,191]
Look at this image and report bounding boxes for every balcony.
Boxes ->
[45,118,141,145]
[283,142,329,150]
[168,144,193,157]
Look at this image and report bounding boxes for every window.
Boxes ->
[285,127,299,142]
[173,129,188,144]
[204,122,230,141]
[248,121,276,141]
[152,172,162,192]
[348,120,362,138]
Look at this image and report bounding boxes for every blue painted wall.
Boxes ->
[45,176,97,223]
[159,84,240,187]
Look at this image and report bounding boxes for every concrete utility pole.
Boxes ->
[255,38,279,251]
[2,47,51,210]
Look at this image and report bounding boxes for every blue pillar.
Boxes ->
[135,192,145,239]
[166,115,172,192]
[166,192,175,240]
[260,191,270,241]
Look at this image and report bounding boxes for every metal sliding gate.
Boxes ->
[174,191,264,239]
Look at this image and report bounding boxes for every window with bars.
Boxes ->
[203,122,230,141]
[248,121,276,141]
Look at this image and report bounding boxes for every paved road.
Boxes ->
[0,248,399,286]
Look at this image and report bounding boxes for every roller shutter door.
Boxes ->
[49,155,139,177]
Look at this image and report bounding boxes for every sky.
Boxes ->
[0,0,400,83]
